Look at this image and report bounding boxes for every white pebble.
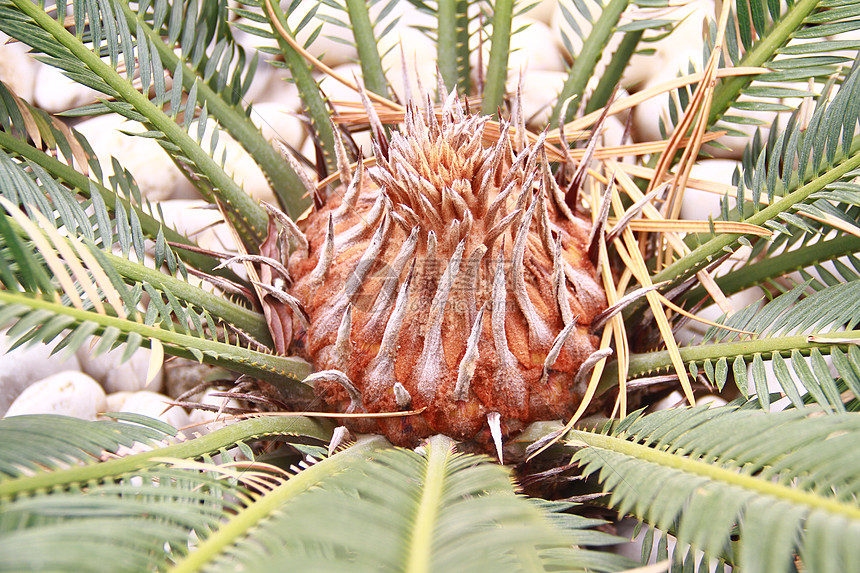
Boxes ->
[248,101,306,150]
[318,63,364,106]
[76,346,163,394]
[379,8,438,103]
[0,34,38,103]
[74,115,200,201]
[524,0,559,25]
[104,391,134,412]
[510,70,567,127]
[33,63,101,113]
[631,50,703,143]
[254,73,299,106]
[600,114,629,148]
[120,391,191,429]
[650,390,686,411]
[697,395,728,408]
[157,199,236,253]
[681,159,741,221]
[0,336,81,415]
[5,371,106,420]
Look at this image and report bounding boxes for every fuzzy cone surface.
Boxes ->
[282,97,606,448]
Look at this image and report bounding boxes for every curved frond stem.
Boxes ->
[481,0,513,116]
[116,1,311,219]
[168,435,390,573]
[0,414,331,498]
[572,426,860,521]
[605,330,860,387]
[0,290,312,387]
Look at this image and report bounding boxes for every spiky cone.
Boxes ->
[283,95,607,452]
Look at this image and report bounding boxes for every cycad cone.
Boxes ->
[286,95,606,450]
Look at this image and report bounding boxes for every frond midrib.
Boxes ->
[404,434,450,573]
[0,290,312,385]
[652,137,860,285]
[167,436,390,573]
[0,415,330,498]
[603,330,859,385]
[709,0,822,126]
[571,427,860,520]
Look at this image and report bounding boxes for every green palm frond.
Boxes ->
[0,145,257,331]
[0,414,330,497]
[684,280,860,409]
[0,79,238,278]
[111,0,311,218]
[0,413,176,479]
[634,524,731,572]
[619,280,860,408]
[711,0,860,130]
[0,413,331,572]
[481,0,514,115]
[681,221,860,304]
[0,417,633,573]
[702,280,860,344]
[570,403,860,572]
[63,0,310,219]
[175,434,636,573]
[649,0,860,153]
[653,56,860,285]
[655,0,860,138]
[0,150,313,390]
[0,0,857,568]
[622,67,860,402]
[0,0,299,244]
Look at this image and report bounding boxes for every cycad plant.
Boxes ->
[0,0,858,571]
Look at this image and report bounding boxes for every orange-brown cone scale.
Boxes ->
[284,97,606,450]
